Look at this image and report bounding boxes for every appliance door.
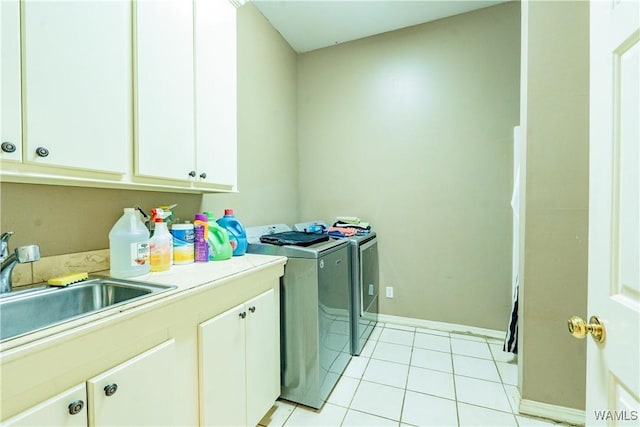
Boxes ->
[355,238,379,355]
[317,246,351,406]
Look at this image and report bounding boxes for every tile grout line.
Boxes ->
[489,337,522,426]
[372,323,404,425]
[450,331,463,427]
[454,336,522,425]
[395,325,417,426]
[339,325,378,426]
[283,400,298,427]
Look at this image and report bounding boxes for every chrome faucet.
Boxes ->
[1,232,41,294]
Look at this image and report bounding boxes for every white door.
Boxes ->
[2,383,86,427]
[0,0,22,163]
[585,0,639,425]
[22,0,131,174]
[198,303,247,427]
[87,339,177,427]
[194,0,238,188]
[245,289,279,427]
[134,0,195,182]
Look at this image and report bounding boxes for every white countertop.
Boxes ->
[117,253,286,290]
[0,254,287,353]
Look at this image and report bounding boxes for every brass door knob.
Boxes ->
[567,315,606,343]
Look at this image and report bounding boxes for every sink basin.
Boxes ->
[0,277,177,342]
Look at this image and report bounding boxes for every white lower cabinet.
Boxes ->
[2,340,176,427]
[245,290,280,425]
[1,263,284,427]
[199,288,279,426]
[87,339,177,426]
[2,384,87,427]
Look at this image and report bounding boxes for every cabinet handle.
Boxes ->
[35,146,50,157]
[199,172,207,179]
[248,306,256,313]
[239,311,246,319]
[188,170,196,178]
[1,142,16,153]
[104,383,118,397]
[68,400,84,415]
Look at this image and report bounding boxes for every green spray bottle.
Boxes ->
[203,211,233,261]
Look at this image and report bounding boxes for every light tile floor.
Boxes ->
[259,322,575,427]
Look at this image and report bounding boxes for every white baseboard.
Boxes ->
[519,399,585,425]
[376,314,506,340]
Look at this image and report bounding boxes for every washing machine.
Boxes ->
[245,224,352,409]
[294,221,379,356]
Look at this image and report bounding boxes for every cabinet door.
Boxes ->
[198,303,246,427]
[87,339,177,427]
[0,0,22,163]
[134,0,195,182]
[245,288,279,426]
[2,383,86,427]
[21,0,131,174]
[194,0,237,189]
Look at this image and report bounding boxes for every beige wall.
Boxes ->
[297,2,521,330]
[0,3,298,256]
[201,3,299,226]
[0,184,202,255]
[519,0,589,411]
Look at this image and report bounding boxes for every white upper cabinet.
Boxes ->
[194,0,238,189]
[134,0,196,183]
[1,0,238,193]
[135,0,238,191]
[21,0,132,174]
[0,0,22,163]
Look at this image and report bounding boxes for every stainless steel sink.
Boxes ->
[0,277,177,342]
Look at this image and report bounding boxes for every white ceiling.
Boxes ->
[250,0,509,53]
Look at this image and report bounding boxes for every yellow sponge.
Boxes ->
[48,272,89,287]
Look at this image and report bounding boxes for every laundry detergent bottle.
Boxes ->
[193,213,209,263]
[216,209,247,256]
[204,211,232,261]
